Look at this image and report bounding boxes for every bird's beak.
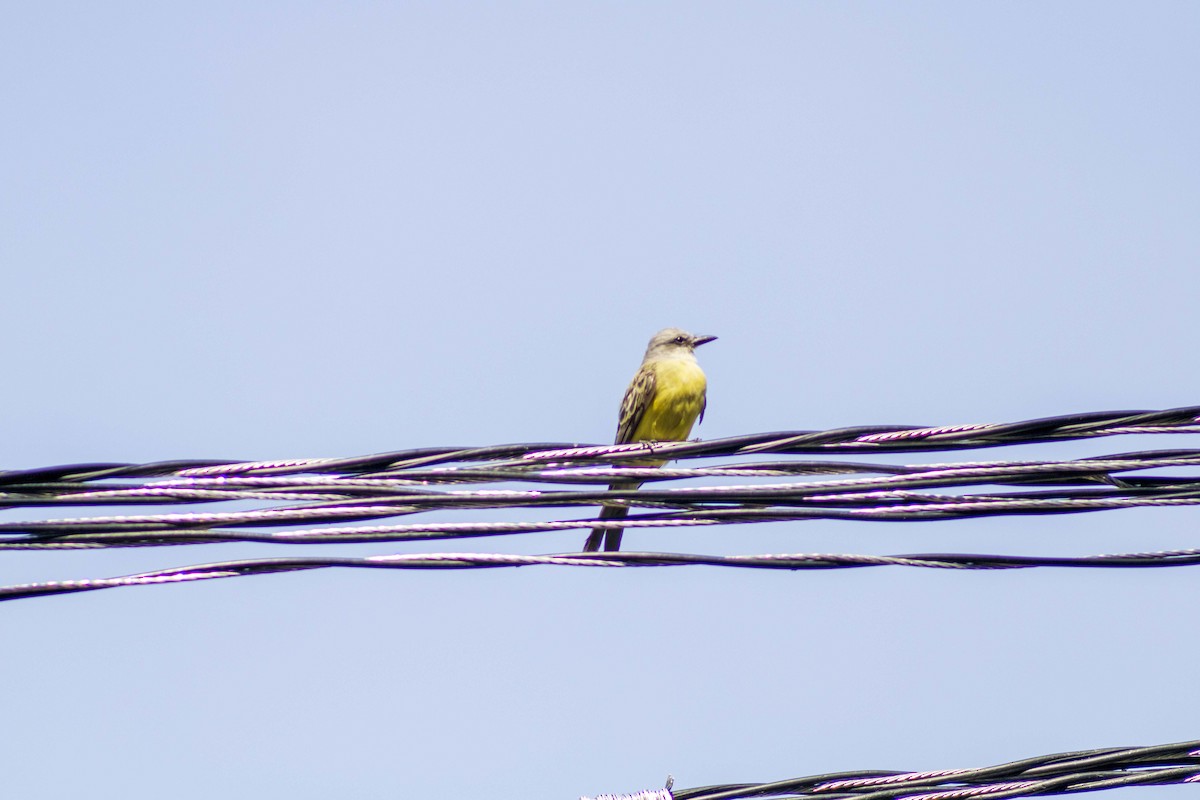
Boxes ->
[692,335,717,347]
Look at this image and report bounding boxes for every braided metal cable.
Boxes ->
[3,406,1200,601]
[6,545,1200,602]
[663,739,1200,800]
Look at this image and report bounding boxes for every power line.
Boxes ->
[2,406,1199,601]
[6,545,1200,602]
[6,412,1199,800]
[653,739,1200,800]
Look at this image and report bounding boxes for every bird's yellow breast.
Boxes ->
[631,358,708,442]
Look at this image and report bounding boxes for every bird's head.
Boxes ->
[643,328,718,360]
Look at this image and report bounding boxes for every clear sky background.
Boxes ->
[2,3,1198,799]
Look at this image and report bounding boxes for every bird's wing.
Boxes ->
[698,392,706,426]
[615,365,657,444]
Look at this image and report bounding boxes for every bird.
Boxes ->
[583,327,717,552]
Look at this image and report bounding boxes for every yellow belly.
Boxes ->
[630,359,708,442]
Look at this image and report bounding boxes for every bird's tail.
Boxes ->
[583,481,642,552]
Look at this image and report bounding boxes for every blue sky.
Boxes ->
[2,4,1198,798]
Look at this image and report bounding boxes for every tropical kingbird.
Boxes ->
[582,327,716,552]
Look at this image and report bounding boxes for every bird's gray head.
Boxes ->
[643,327,718,360]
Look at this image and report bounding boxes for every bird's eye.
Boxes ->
[674,336,686,344]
